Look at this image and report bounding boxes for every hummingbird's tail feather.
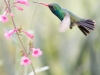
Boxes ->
[77,19,95,36]
[78,26,89,36]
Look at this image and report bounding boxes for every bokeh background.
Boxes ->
[0,0,100,75]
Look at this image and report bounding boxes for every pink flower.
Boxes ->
[0,11,8,23]
[23,31,34,38]
[0,15,8,23]
[31,48,42,57]
[16,0,29,6]
[4,29,18,39]
[15,6,23,11]
[20,56,31,66]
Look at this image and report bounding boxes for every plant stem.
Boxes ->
[3,0,37,75]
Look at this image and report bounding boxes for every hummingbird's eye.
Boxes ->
[50,6,56,10]
[50,6,53,8]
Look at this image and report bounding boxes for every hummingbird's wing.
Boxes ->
[59,12,70,32]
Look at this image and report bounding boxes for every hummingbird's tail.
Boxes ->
[77,19,95,36]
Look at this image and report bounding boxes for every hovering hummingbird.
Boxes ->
[33,1,96,36]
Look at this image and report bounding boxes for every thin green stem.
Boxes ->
[3,0,37,75]
[12,18,27,53]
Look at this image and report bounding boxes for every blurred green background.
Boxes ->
[0,0,100,75]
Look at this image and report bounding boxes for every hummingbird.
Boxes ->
[33,1,96,36]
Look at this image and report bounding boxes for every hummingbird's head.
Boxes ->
[33,1,62,18]
[48,3,61,11]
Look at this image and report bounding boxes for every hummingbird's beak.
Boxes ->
[33,1,49,6]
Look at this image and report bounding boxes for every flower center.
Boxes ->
[2,16,6,20]
[34,51,38,54]
[24,59,28,63]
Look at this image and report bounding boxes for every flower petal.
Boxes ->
[32,48,42,57]
[16,0,29,6]
[20,56,31,66]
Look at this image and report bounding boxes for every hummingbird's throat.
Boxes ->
[33,1,48,6]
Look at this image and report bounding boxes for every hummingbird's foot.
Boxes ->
[70,22,75,29]
[70,26,73,29]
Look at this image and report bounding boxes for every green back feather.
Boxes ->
[48,3,82,22]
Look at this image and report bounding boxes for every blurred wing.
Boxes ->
[59,12,70,32]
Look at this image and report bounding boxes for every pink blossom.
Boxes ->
[0,15,8,23]
[31,48,42,57]
[16,0,29,6]
[15,6,23,11]
[0,11,8,23]
[23,31,34,38]
[20,56,31,66]
[4,29,18,39]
